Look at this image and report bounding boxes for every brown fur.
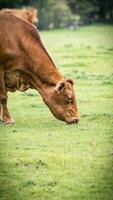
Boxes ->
[0,7,38,25]
[0,13,79,124]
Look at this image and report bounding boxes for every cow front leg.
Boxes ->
[0,70,15,124]
[0,98,15,124]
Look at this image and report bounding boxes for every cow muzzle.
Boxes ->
[66,118,80,125]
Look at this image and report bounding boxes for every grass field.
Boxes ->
[0,25,113,200]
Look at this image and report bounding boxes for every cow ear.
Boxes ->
[26,10,31,17]
[56,80,66,94]
[66,79,74,85]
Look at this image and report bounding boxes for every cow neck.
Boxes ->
[28,44,63,85]
[30,71,63,98]
[23,28,63,94]
[27,48,63,93]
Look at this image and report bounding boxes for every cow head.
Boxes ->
[25,8,38,25]
[43,79,79,124]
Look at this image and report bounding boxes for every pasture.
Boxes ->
[0,25,113,200]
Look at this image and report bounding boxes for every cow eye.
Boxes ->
[66,96,72,104]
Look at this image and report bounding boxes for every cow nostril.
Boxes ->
[75,119,79,123]
[71,119,77,124]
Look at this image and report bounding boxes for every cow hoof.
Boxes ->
[2,118,15,125]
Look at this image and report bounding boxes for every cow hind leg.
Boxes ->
[0,70,15,124]
[0,105,1,121]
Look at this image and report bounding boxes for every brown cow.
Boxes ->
[0,13,79,125]
[0,7,38,25]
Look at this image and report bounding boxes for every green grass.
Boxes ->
[0,25,113,200]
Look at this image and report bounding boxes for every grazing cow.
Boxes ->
[0,7,38,25]
[0,13,79,125]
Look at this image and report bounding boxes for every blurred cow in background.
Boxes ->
[0,7,38,25]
